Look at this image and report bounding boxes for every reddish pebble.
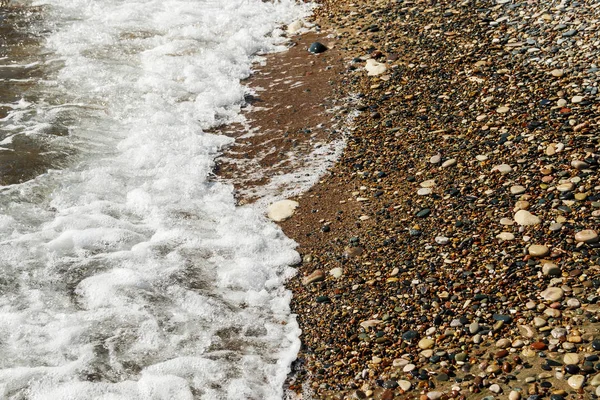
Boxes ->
[531,341,547,350]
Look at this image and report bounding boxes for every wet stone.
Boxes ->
[308,42,327,54]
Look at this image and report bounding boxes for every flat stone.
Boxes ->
[416,208,431,218]
[330,267,343,278]
[497,106,510,113]
[564,353,579,365]
[541,287,564,302]
[529,244,550,257]
[575,229,598,243]
[441,158,456,168]
[571,95,584,103]
[514,210,541,226]
[534,317,547,327]
[500,218,514,225]
[591,374,600,386]
[398,380,411,391]
[542,263,561,276]
[303,270,325,285]
[509,390,521,400]
[403,363,416,372]
[429,154,441,164]
[435,236,449,245]
[556,182,575,192]
[489,383,501,394]
[469,322,480,334]
[497,232,515,241]
[420,179,436,188]
[571,160,589,170]
[518,325,536,338]
[427,392,443,400]
[476,154,488,161]
[267,199,299,222]
[365,59,386,76]
[511,185,526,195]
[567,375,585,390]
[418,187,432,196]
[551,69,564,77]
[418,338,434,349]
[493,163,513,174]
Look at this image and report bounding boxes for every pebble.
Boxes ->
[441,158,456,168]
[398,380,411,391]
[510,185,526,195]
[267,199,299,221]
[550,69,564,77]
[591,374,600,386]
[427,392,443,400]
[567,375,585,389]
[528,244,549,257]
[303,270,325,285]
[435,236,449,245]
[489,383,501,393]
[564,353,579,365]
[571,95,583,104]
[365,59,386,76]
[308,42,327,54]
[429,153,441,164]
[575,229,598,243]
[497,106,510,113]
[417,188,432,196]
[497,232,515,241]
[493,163,513,174]
[542,263,561,276]
[514,210,541,226]
[329,267,343,278]
[418,338,434,349]
[541,287,564,302]
[509,391,521,400]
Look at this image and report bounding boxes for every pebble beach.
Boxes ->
[269,0,600,399]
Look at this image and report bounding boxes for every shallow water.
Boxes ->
[0,1,311,398]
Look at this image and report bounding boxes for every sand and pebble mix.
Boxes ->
[270,0,600,399]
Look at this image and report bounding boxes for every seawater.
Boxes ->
[0,1,312,398]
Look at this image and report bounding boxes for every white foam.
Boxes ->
[0,0,311,398]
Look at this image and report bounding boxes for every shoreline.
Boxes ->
[220,0,600,399]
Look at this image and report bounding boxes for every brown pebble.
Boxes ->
[531,341,547,350]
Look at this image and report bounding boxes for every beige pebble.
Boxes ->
[528,244,549,257]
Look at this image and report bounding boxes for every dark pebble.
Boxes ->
[493,314,512,323]
[382,380,398,389]
[416,208,431,218]
[592,339,600,350]
[315,296,331,304]
[402,330,418,341]
[308,42,327,54]
[564,364,580,374]
[436,373,449,382]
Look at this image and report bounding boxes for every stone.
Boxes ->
[420,179,436,188]
[398,380,411,391]
[564,353,579,365]
[551,69,564,77]
[493,163,513,174]
[511,185,526,195]
[541,287,564,302]
[435,236,449,245]
[542,263,561,276]
[571,95,584,103]
[575,229,598,243]
[489,383,501,393]
[571,160,589,170]
[441,158,456,168]
[500,218,514,225]
[365,59,386,76]
[528,244,549,257]
[303,270,325,285]
[497,106,510,113]
[416,209,431,218]
[556,182,575,192]
[469,322,479,334]
[567,375,585,389]
[330,267,343,278]
[418,188,432,196]
[591,374,600,386]
[267,199,299,222]
[418,338,434,349]
[514,210,541,226]
[429,154,441,164]
[308,42,327,54]
[497,232,515,241]
[427,392,443,400]
[518,325,536,338]
[509,390,521,400]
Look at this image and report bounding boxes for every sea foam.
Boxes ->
[0,0,311,398]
